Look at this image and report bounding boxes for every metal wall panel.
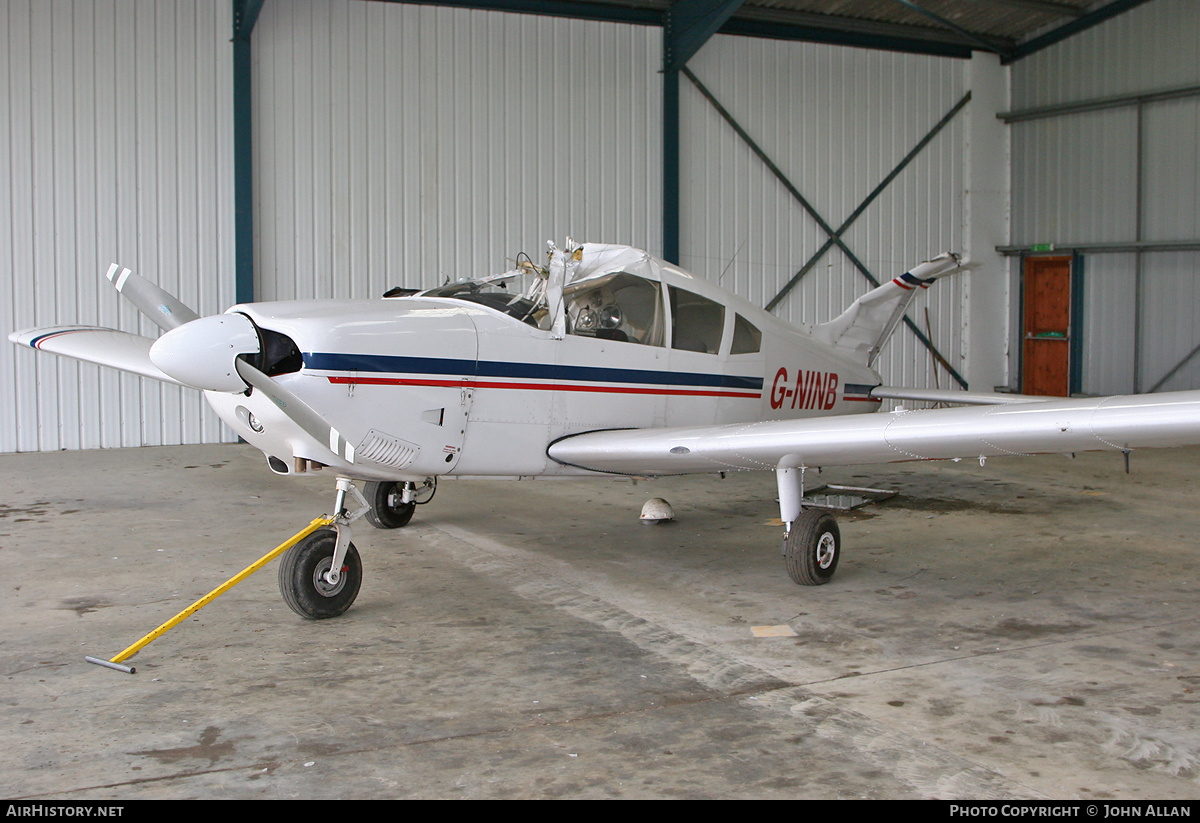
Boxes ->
[679,36,969,395]
[1142,96,1200,243]
[252,0,662,301]
[1,0,236,454]
[1079,253,1137,396]
[1139,252,1200,393]
[1010,0,1200,394]
[1012,0,1200,110]
[1010,109,1139,246]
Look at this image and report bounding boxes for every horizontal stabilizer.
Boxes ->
[871,386,1045,406]
[548,390,1200,475]
[9,326,183,385]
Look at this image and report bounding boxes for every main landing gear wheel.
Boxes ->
[278,528,363,619]
[363,481,416,529]
[784,509,840,586]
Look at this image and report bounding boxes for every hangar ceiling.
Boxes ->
[693,0,1120,57]
[374,0,1153,61]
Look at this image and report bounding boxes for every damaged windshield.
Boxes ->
[420,266,547,327]
[419,260,665,348]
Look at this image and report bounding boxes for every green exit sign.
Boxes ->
[1030,243,1055,253]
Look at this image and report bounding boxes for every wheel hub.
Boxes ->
[815,532,837,569]
[314,558,348,597]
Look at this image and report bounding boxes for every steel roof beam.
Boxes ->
[663,0,746,73]
[370,0,663,26]
[370,0,986,58]
[719,9,976,57]
[891,0,1013,57]
[1007,0,1156,63]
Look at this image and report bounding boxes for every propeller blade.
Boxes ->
[104,263,200,331]
[234,359,360,466]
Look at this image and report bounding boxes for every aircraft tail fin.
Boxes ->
[811,252,975,365]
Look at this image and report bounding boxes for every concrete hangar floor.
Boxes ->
[2,442,1199,800]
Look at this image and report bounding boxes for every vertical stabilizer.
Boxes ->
[811,253,973,365]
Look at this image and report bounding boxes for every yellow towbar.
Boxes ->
[86,515,336,674]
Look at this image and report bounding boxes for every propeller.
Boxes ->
[101,262,255,391]
[104,264,200,330]
[105,262,364,466]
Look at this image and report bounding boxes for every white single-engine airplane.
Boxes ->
[12,241,1200,619]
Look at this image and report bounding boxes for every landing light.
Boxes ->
[235,405,265,434]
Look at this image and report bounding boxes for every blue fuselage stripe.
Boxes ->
[303,352,764,391]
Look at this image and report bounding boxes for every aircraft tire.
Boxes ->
[363,481,416,529]
[279,528,362,619]
[784,510,840,586]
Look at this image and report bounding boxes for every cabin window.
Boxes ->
[730,313,761,355]
[565,272,664,346]
[669,287,725,354]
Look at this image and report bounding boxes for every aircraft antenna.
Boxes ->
[718,239,747,287]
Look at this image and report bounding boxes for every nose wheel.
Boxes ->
[278,477,370,619]
[278,528,363,619]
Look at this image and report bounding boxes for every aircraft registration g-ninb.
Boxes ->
[13,240,1200,619]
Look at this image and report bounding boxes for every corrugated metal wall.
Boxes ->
[680,36,969,395]
[1011,0,1200,394]
[2,0,983,452]
[1011,110,1138,246]
[1012,0,1200,110]
[256,4,973,392]
[251,0,662,300]
[1,0,236,453]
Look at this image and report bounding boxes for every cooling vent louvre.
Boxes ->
[355,430,420,469]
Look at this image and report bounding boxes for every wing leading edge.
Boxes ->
[9,326,183,385]
[547,390,1200,475]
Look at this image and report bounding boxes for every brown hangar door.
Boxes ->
[1021,255,1076,397]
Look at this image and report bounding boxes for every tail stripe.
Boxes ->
[897,272,931,289]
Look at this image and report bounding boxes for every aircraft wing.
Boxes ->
[547,390,1200,475]
[9,325,184,385]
